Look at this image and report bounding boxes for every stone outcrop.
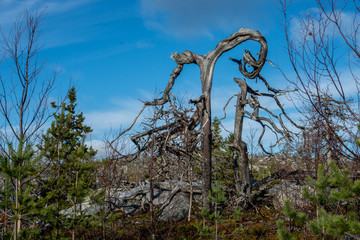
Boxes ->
[61,180,202,222]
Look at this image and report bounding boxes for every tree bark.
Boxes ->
[232,78,251,197]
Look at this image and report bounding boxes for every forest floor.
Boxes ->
[76,204,323,240]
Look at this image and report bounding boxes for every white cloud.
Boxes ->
[82,97,145,158]
[85,98,143,133]
[86,139,106,159]
[319,67,360,99]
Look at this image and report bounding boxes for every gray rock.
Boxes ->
[60,180,200,222]
[159,192,190,222]
[60,200,102,217]
[145,187,167,206]
[82,203,102,216]
[121,202,140,215]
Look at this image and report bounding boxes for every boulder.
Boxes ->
[158,192,190,222]
[268,180,309,210]
[60,180,200,222]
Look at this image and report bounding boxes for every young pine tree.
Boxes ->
[194,181,227,239]
[278,160,360,239]
[38,87,96,239]
[303,161,360,238]
[0,137,43,238]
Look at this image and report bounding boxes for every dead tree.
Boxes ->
[110,28,268,210]
[221,70,302,203]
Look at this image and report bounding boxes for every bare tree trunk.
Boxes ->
[201,93,212,210]
[238,143,251,196]
[233,78,251,197]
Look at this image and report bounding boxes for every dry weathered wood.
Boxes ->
[163,28,268,209]
[231,78,251,197]
[110,28,269,210]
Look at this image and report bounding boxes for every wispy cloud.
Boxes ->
[289,6,360,45]
[140,0,277,39]
[0,0,125,50]
[68,40,153,64]
[44,0,96,14]
[84,98,144,139]
[0,0,38,26]
[0,0,95,26]
[319,67,360,100]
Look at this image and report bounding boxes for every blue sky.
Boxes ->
[0,0,343,157]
